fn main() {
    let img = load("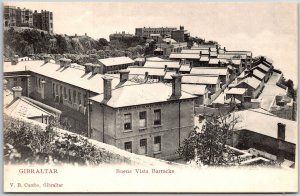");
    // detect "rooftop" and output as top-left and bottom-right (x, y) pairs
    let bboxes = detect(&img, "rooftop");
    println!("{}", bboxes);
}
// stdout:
(181, 84), (207, 95)
(144, 60), (181, 69)
(182, 75), (219, 85)
(226, 88), (247, 95)
(257, 63), (271, 72)
(232, 109), (297, 144)
(5, 97), (58, 118)
(4, 60), (128, 94)
(169, 53), (200, 59)
(218, 54), (247, 59)
(190, 67), (228, 76)
(237, 76), (261, 89)
(209, 58), (228, 64)
(98, 56), (134, 67)
(90, 82), (197, 108)
(253, 69), (265, 80)
(126, 66), (165, 76)
(164, 71), (177, 80)
(199, 56), (209, 62)
(179, 65), (191, 72)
